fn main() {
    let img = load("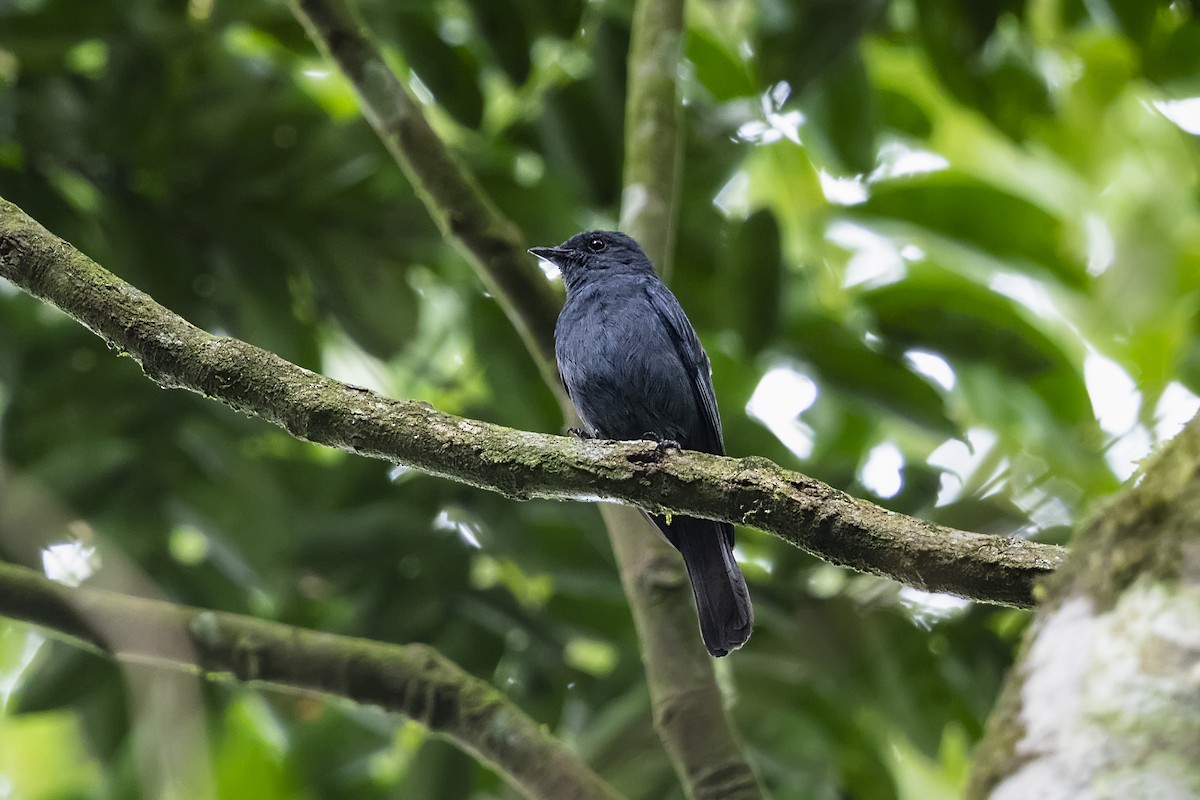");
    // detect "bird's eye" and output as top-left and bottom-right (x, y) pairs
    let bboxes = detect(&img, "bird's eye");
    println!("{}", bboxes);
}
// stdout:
(587, 237), (607, 253)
